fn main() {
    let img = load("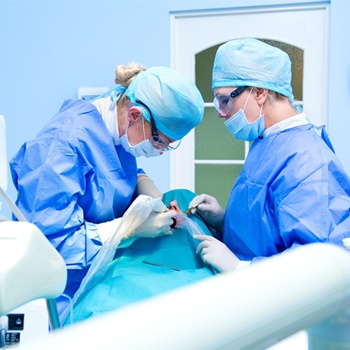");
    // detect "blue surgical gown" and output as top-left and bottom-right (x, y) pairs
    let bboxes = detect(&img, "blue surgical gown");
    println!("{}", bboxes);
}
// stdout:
(224, 124), (350, 261)
(10, 99), (142, 313)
